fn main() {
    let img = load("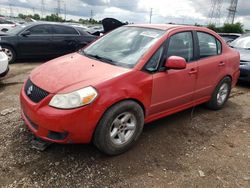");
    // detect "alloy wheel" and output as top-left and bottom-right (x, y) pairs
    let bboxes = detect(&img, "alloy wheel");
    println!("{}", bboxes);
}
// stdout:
(109, 112), (137, 145)
(217, 83), (229, 105)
